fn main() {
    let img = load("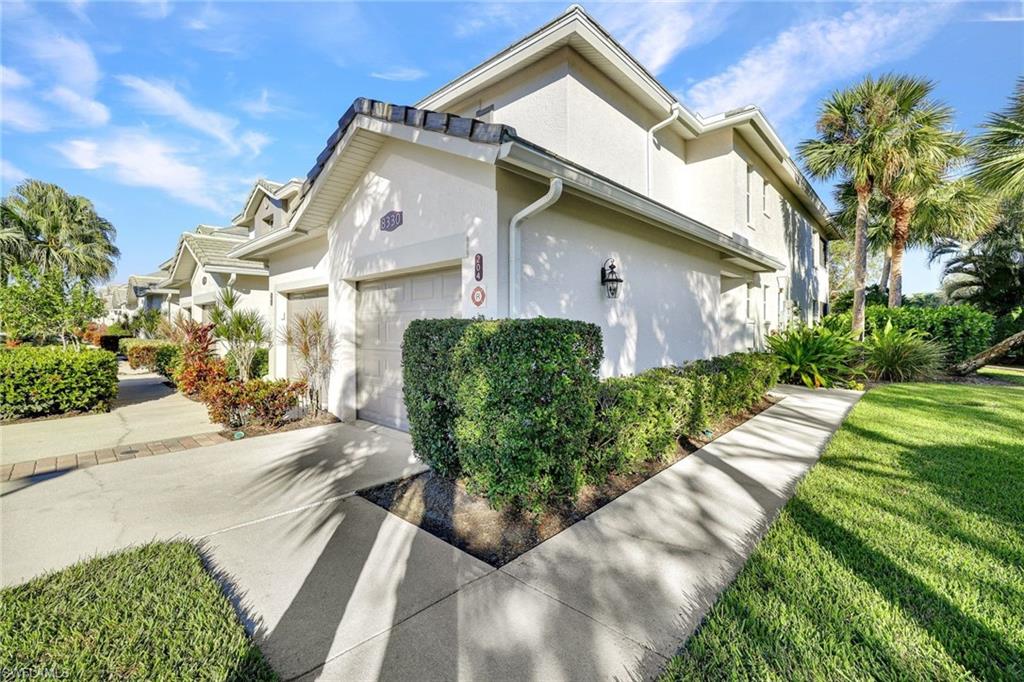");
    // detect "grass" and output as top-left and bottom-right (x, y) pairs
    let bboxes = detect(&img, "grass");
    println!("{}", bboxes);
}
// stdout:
(662, 382), (1024, 680)
(0, 541), (277, 681)
(979, 365), (1024, 386)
